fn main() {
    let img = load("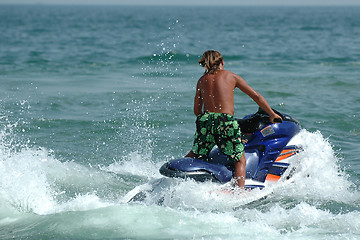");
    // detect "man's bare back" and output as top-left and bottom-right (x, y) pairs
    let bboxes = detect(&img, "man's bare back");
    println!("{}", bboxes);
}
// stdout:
(195, 69), (236, 115)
